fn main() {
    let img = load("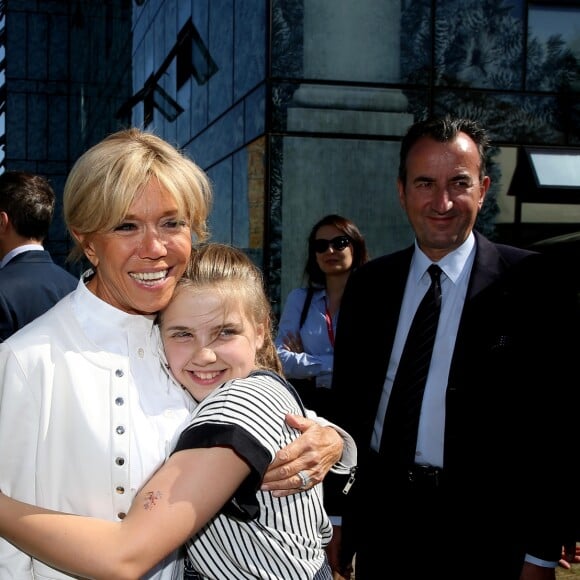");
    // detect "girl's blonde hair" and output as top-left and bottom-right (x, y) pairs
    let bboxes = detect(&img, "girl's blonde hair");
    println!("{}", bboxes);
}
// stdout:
(64, 128), (213, 262)
(169, 243), (283, 375)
